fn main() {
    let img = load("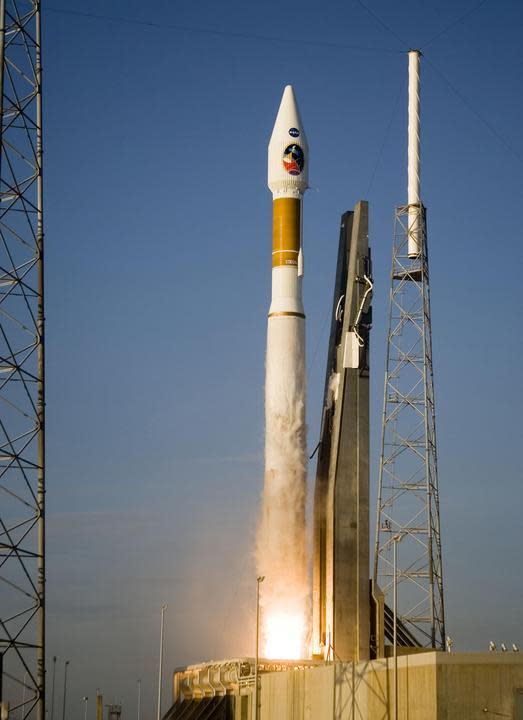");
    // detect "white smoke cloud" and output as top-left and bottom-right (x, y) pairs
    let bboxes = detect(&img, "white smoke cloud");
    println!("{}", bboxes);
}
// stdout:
(256, 318), (309, 658)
